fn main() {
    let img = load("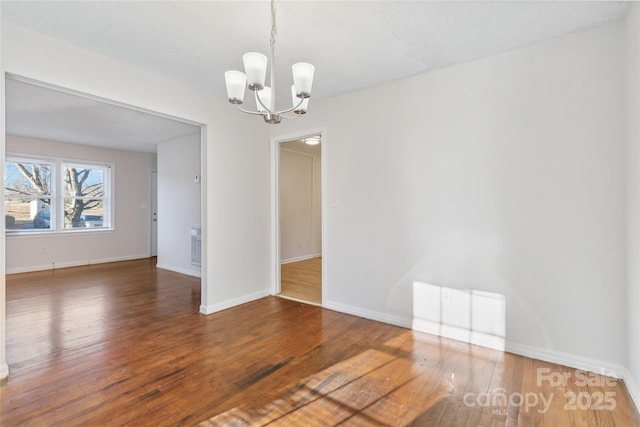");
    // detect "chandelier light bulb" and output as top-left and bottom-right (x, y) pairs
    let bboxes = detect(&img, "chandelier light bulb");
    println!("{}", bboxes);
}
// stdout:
(292, 62), (315, 98)
(256, 87), (272, 113)
(243, 52), (268, 90)
(224, 70), (247, 104)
